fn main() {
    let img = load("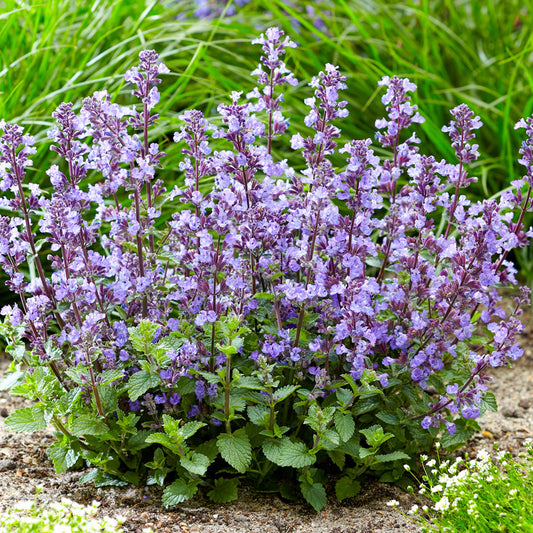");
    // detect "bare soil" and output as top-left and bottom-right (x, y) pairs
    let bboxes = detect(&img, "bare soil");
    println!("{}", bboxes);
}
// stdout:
(1, 324), (532, 533)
